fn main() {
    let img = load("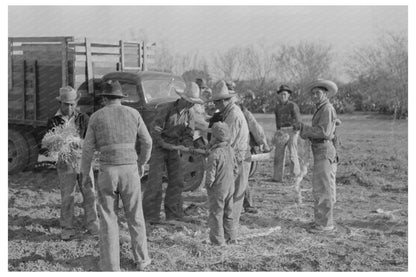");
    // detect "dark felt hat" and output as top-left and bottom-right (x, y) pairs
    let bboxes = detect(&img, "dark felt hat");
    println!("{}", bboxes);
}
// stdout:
(276, 84), (293, 94)
(100, 80), (127, 98)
